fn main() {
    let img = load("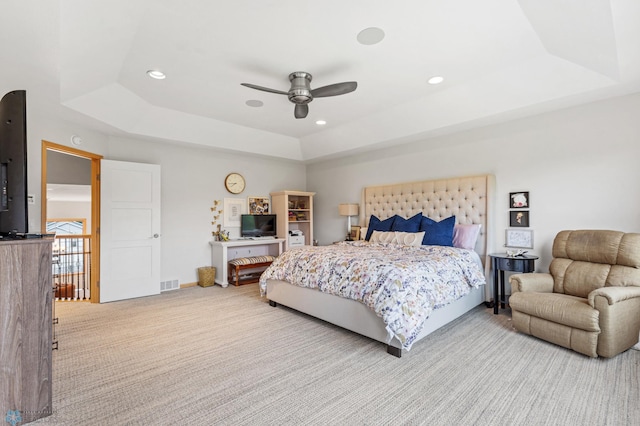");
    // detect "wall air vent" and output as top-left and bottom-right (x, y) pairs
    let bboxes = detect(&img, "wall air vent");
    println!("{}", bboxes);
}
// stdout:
(160, 279), (179, 292)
